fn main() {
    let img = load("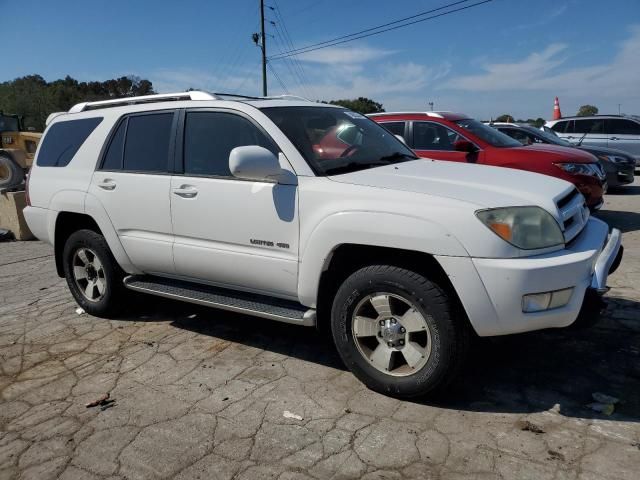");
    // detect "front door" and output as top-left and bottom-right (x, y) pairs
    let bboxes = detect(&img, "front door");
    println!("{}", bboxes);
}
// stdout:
(606, 118), (640, 158)
(170, 109), (299, 299)
(411, 121), (479, 163)
(89, 111), (177, 275)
